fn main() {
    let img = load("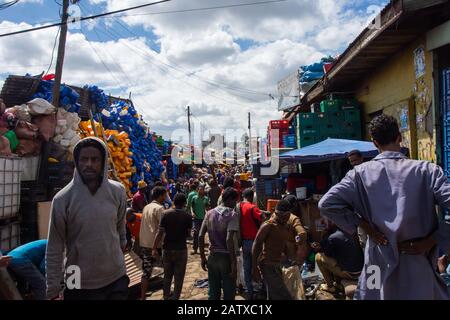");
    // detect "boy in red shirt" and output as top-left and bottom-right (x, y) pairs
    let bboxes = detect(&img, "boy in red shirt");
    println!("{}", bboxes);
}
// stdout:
(239, 188), (265, 299)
